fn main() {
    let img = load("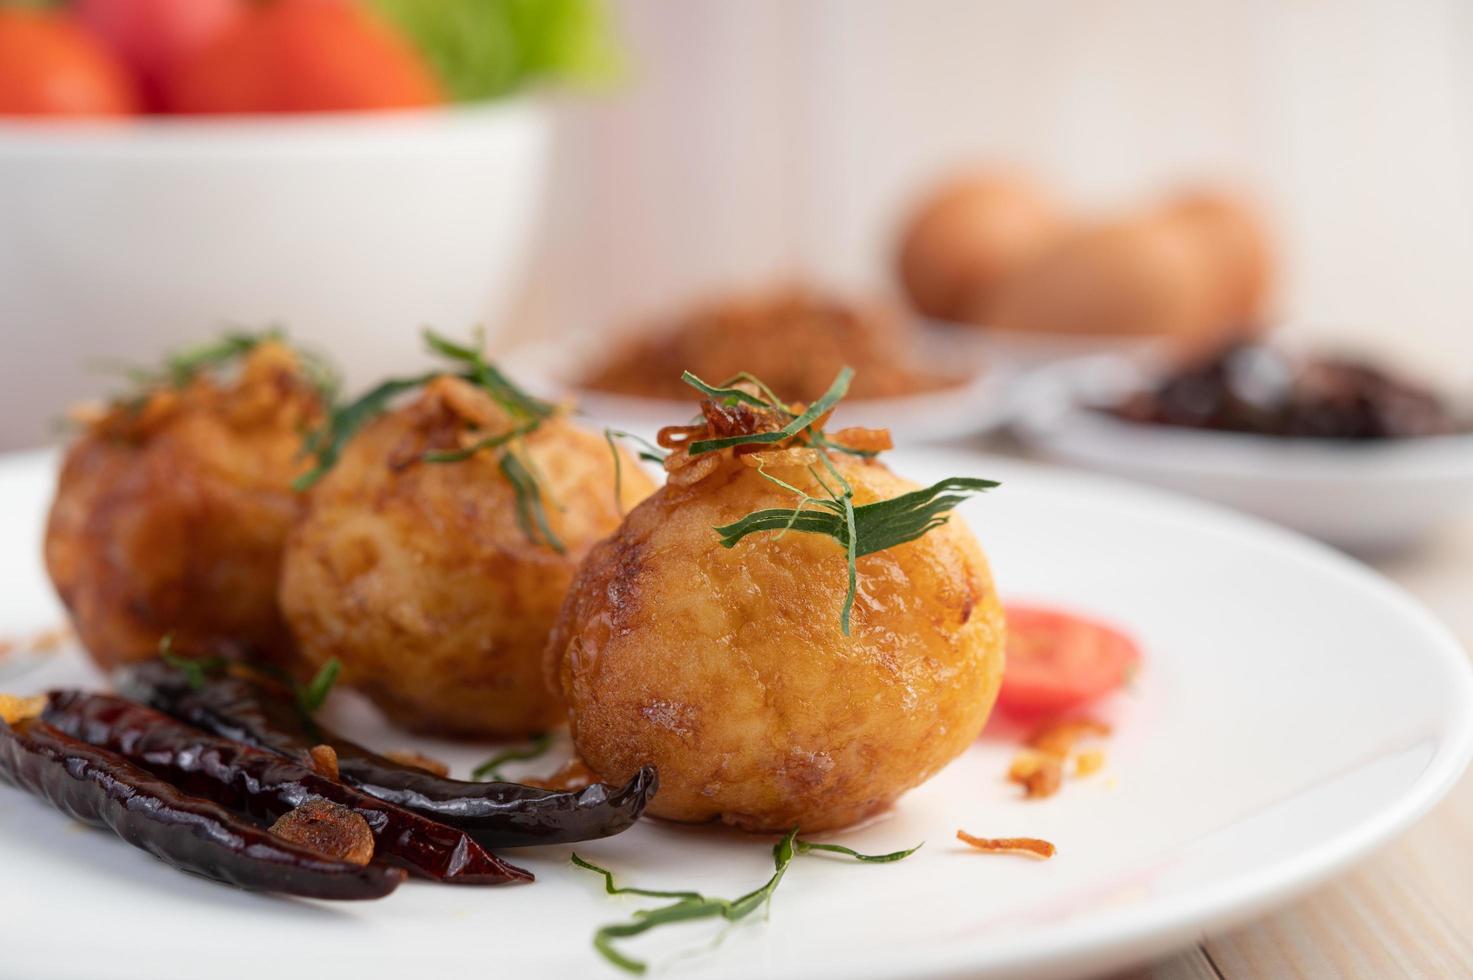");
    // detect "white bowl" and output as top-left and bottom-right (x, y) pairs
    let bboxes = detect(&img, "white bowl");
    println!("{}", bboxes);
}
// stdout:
(0, 102), (552, 450)
(1012, 356), (1473, 554)
(501, 328), (1018, 446)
